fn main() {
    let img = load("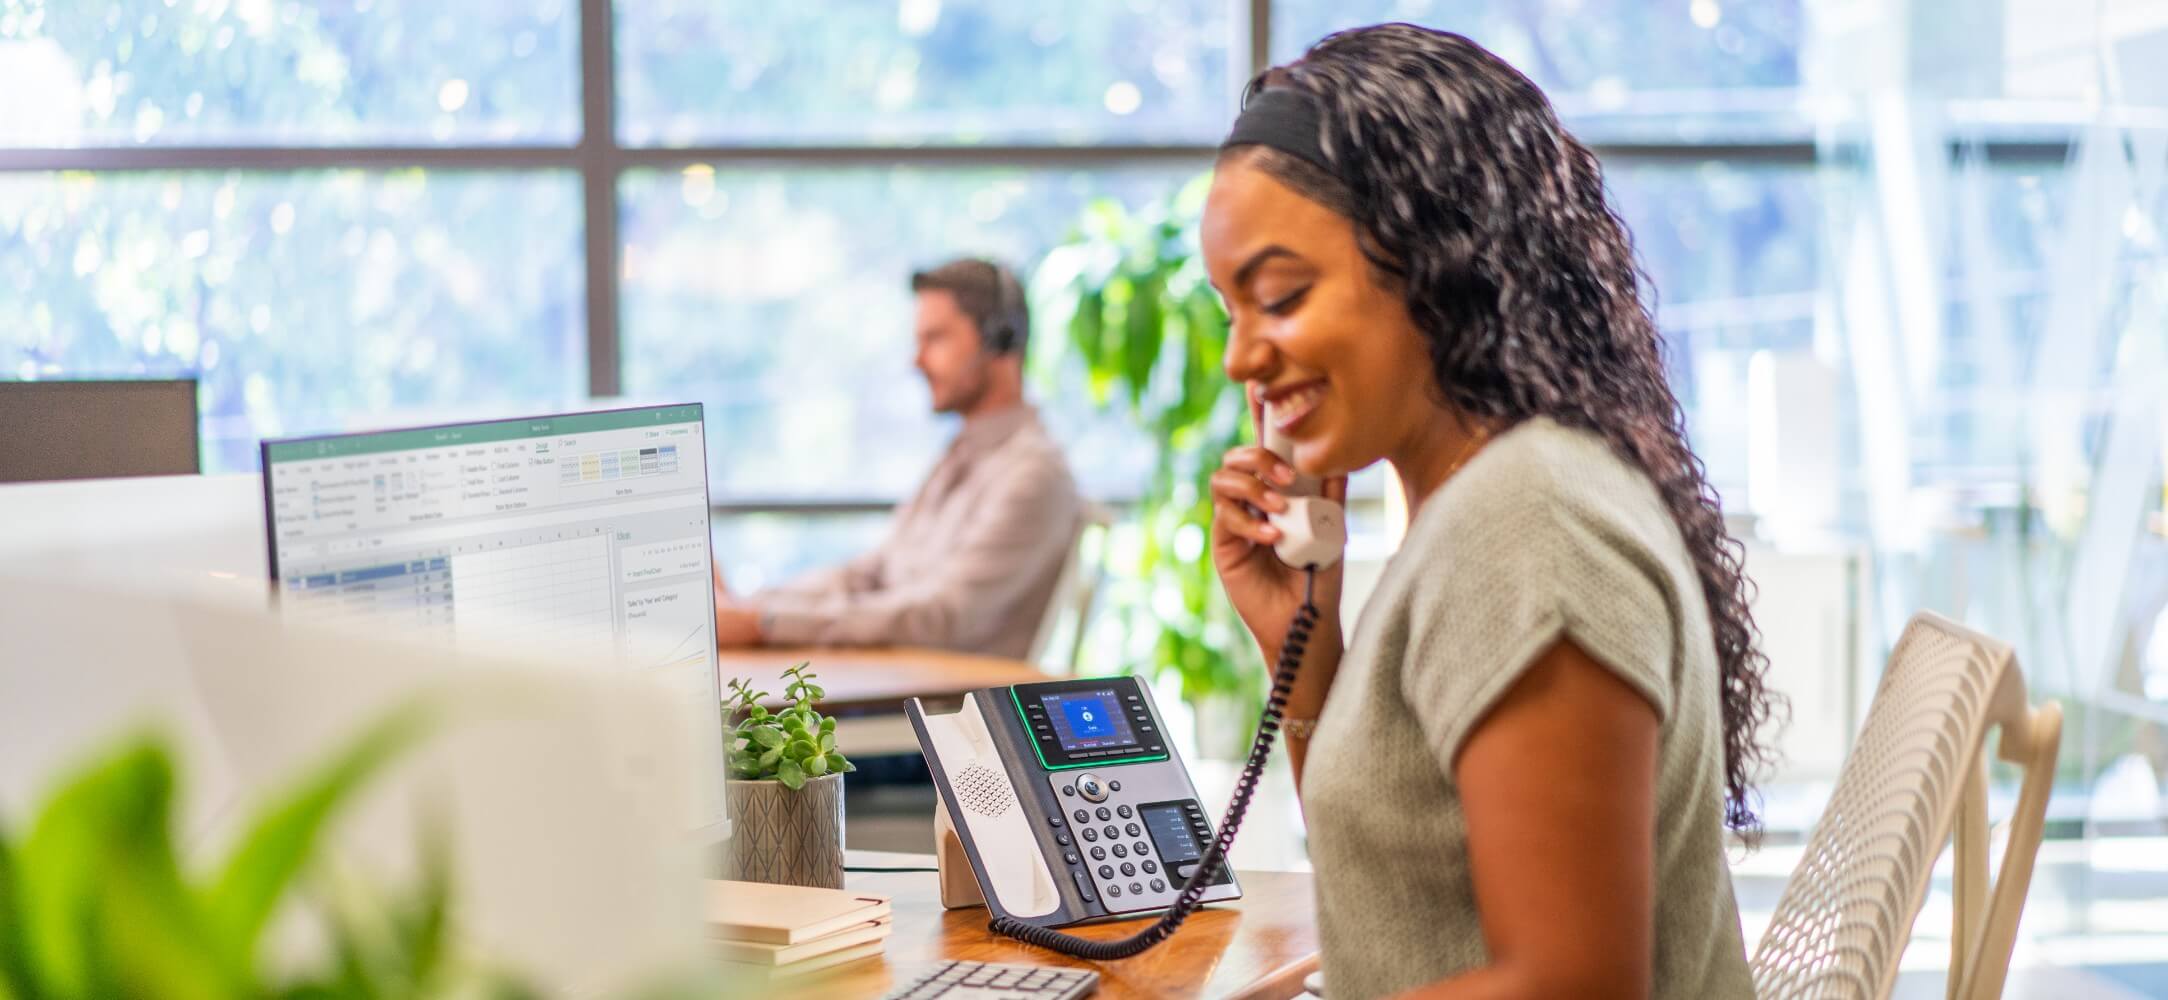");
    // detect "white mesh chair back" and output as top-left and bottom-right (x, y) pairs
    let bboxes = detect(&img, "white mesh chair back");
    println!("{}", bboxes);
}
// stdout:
(1025, 502), (1113, 674)
(1750, 612), (2061, 1000)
